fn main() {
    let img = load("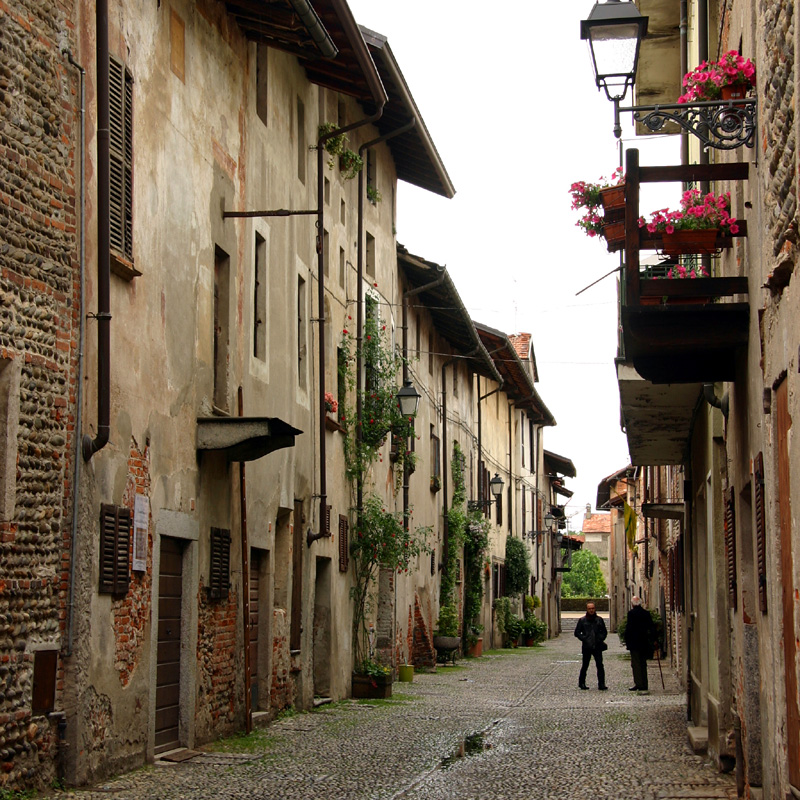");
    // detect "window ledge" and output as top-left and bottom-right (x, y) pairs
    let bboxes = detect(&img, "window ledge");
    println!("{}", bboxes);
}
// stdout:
(110, 252), (142, 281)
